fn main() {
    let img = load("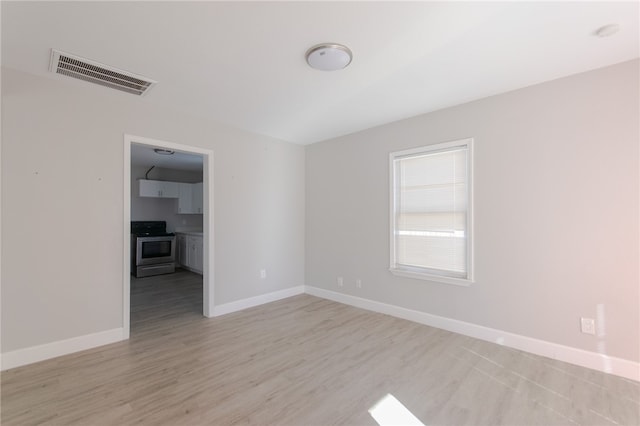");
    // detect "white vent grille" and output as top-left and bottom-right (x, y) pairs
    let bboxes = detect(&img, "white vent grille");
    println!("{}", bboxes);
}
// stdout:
(49, 49), (157, 96)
